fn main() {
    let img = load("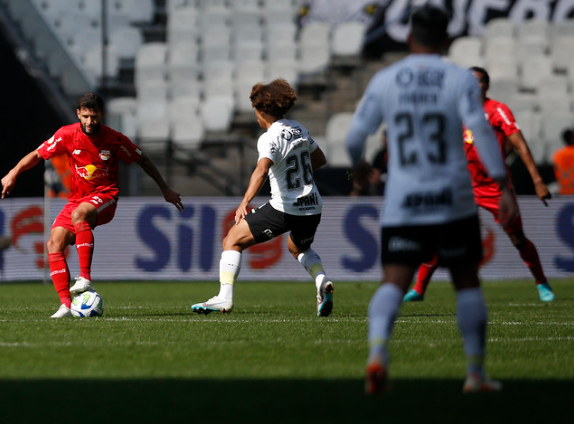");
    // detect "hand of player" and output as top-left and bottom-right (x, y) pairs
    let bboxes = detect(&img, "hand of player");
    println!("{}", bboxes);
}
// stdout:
(1, 173), (16, 199)
(235, 202), (249, 224)
(498, 187), (519, 229)
(534, 181), (551, 207)
(351, 161), (373, 194)
(162, 187), (184, 211)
